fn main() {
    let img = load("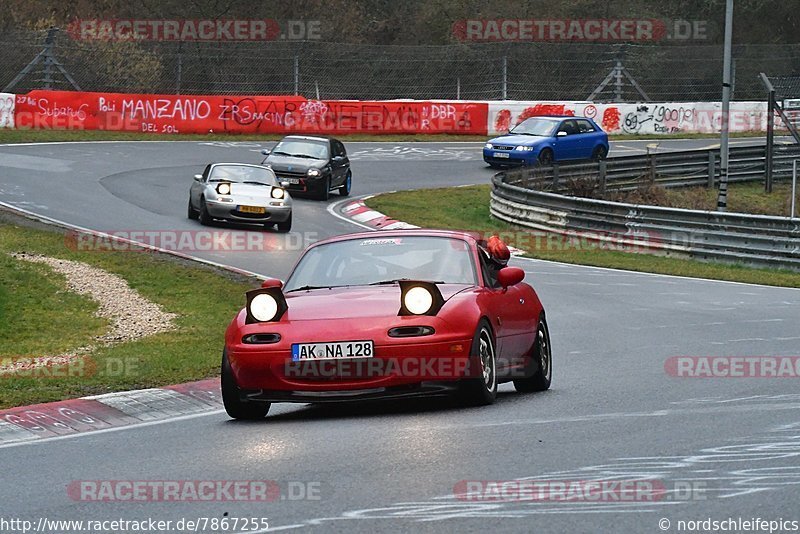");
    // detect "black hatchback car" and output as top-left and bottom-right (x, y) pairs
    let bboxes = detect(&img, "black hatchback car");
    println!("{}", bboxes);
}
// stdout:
(261, 135), (351, 201)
